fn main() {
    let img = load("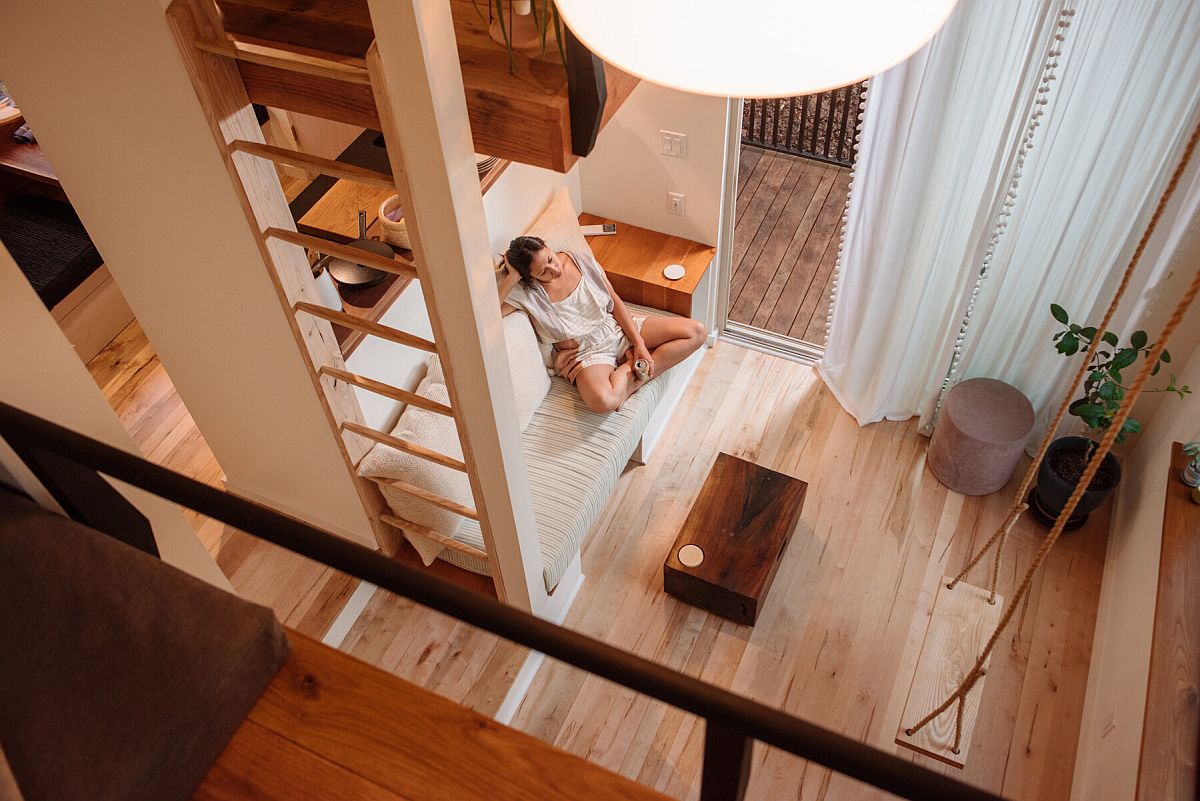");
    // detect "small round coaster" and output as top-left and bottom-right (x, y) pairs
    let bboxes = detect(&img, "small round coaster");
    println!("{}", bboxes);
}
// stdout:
(677, 543), (704, 568)
(663, 263), (686, 281)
